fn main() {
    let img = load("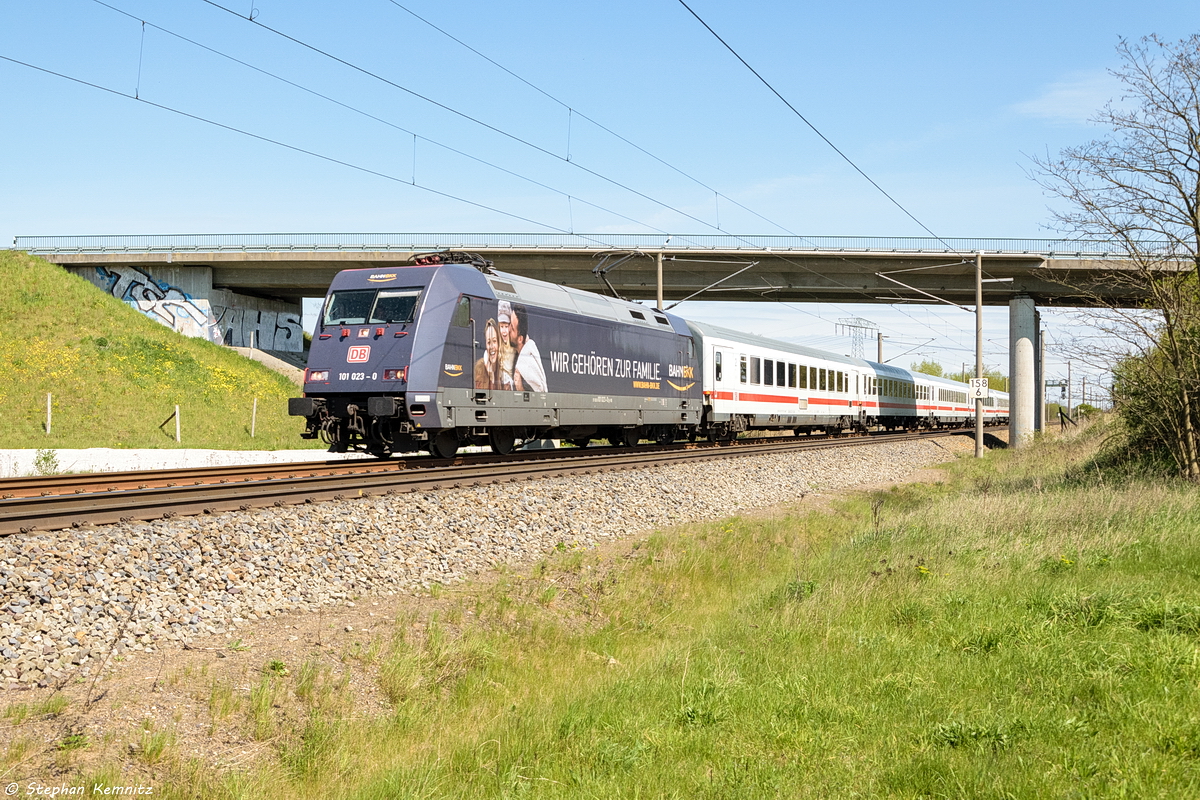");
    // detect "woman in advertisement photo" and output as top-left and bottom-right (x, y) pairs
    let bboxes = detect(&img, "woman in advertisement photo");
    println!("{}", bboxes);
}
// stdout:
(473, 317), (504, 390)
